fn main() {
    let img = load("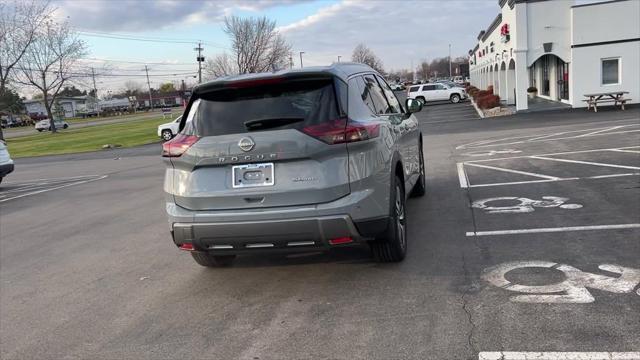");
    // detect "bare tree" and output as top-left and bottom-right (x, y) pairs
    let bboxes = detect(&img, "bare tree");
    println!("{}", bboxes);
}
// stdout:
(206, 16), (291, 77)
(351, 43), (385, 74)
(123, 80), (142, 96)
(204, 53), (238, 79)
(14, 20), (86, 132)
(416, 60), (429, 81)
(0, 0), (53, 97)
